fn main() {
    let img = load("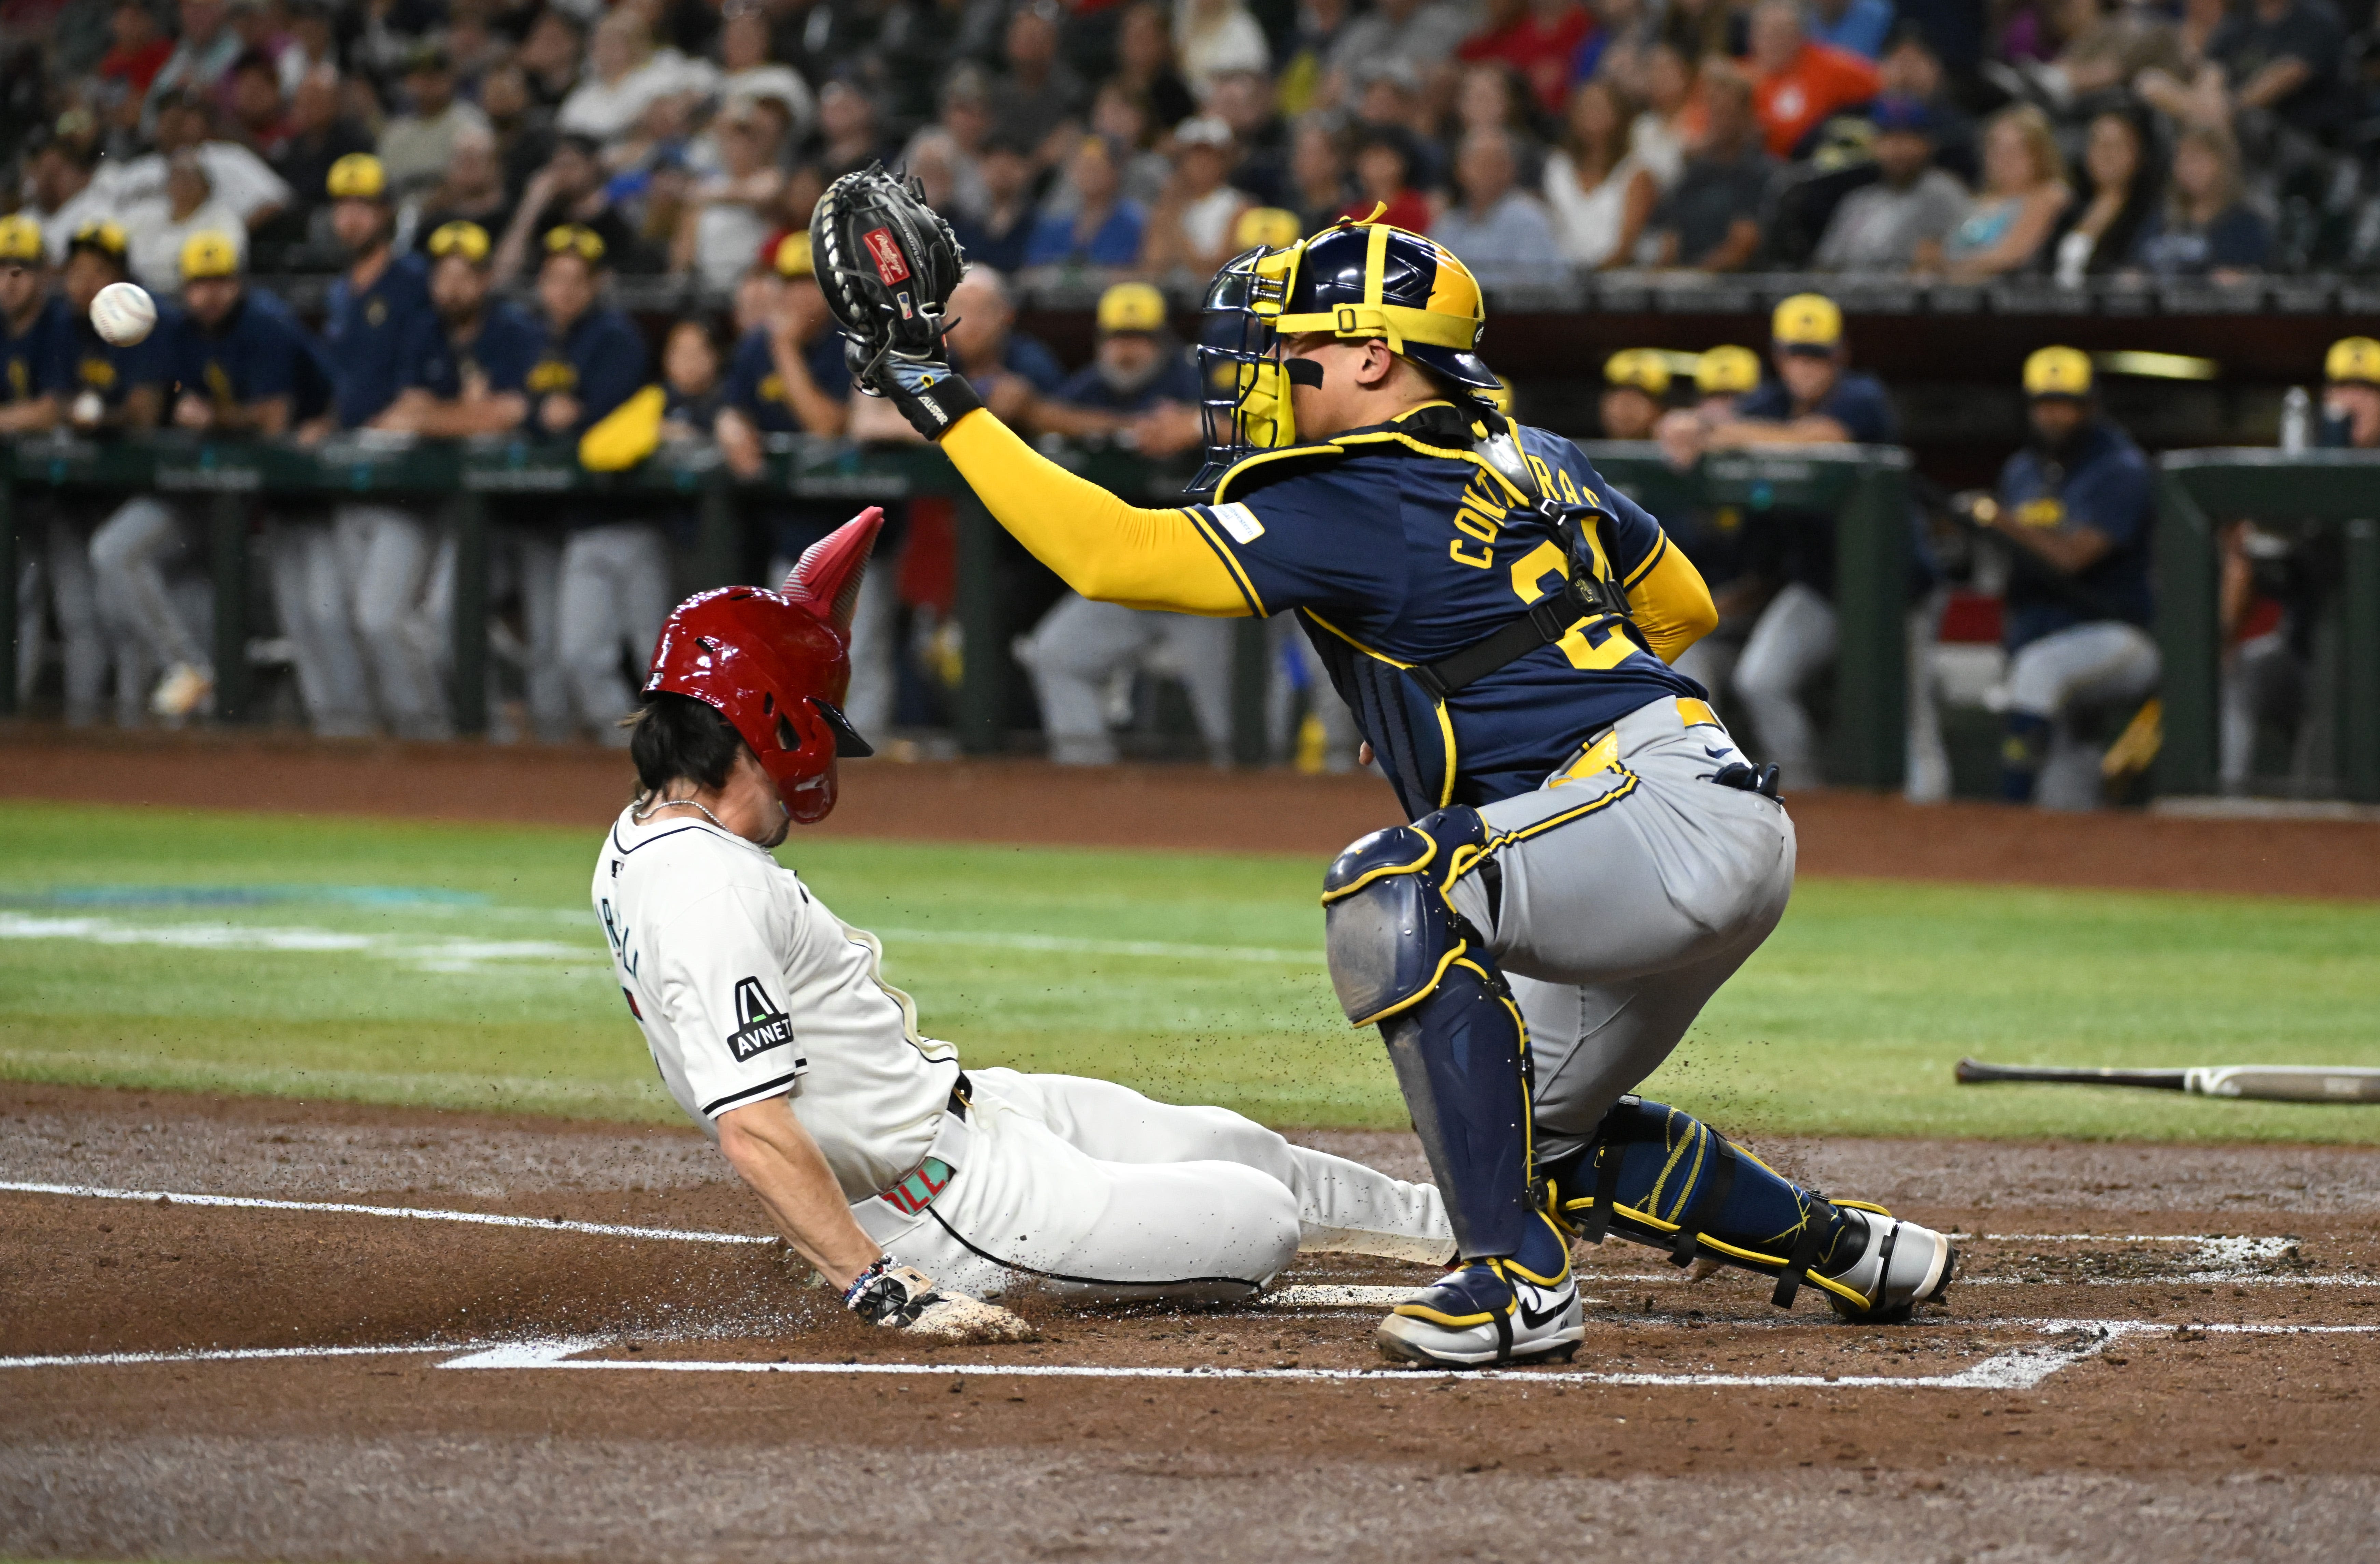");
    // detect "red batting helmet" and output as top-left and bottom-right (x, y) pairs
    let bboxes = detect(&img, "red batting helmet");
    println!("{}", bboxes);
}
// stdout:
(642, 507), (882, 825)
